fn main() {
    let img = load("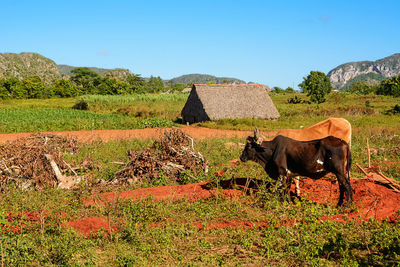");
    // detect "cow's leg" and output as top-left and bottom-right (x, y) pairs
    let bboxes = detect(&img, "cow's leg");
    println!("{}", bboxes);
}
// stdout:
(295, 176), (300, 196)
(280, 175), (292, 203)
(336, 174), (353, 206)
(337, 183), (345, 206)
